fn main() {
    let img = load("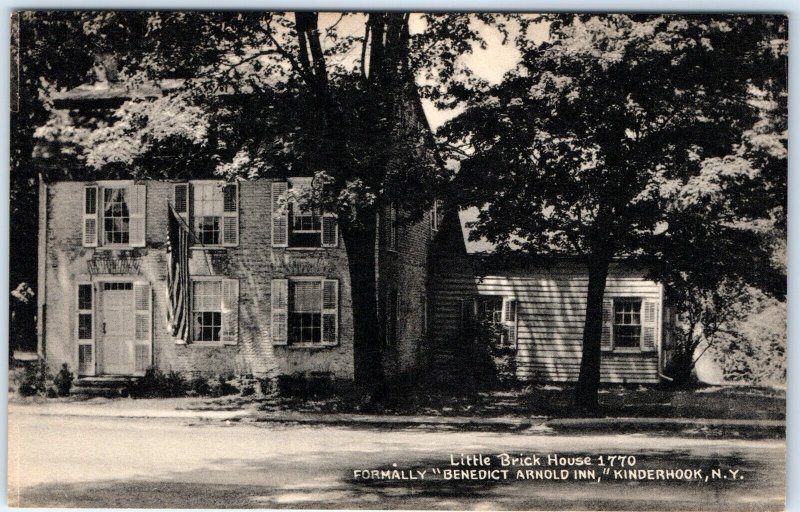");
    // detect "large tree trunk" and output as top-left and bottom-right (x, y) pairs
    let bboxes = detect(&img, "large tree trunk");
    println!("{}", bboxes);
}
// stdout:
(340, 220), (382, 386)
(575, 255), (611, 411)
